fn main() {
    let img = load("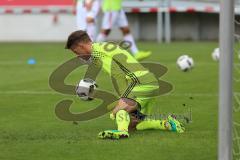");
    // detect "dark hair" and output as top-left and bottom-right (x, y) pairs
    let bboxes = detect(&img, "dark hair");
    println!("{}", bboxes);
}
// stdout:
(65, 30), (92, 49)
